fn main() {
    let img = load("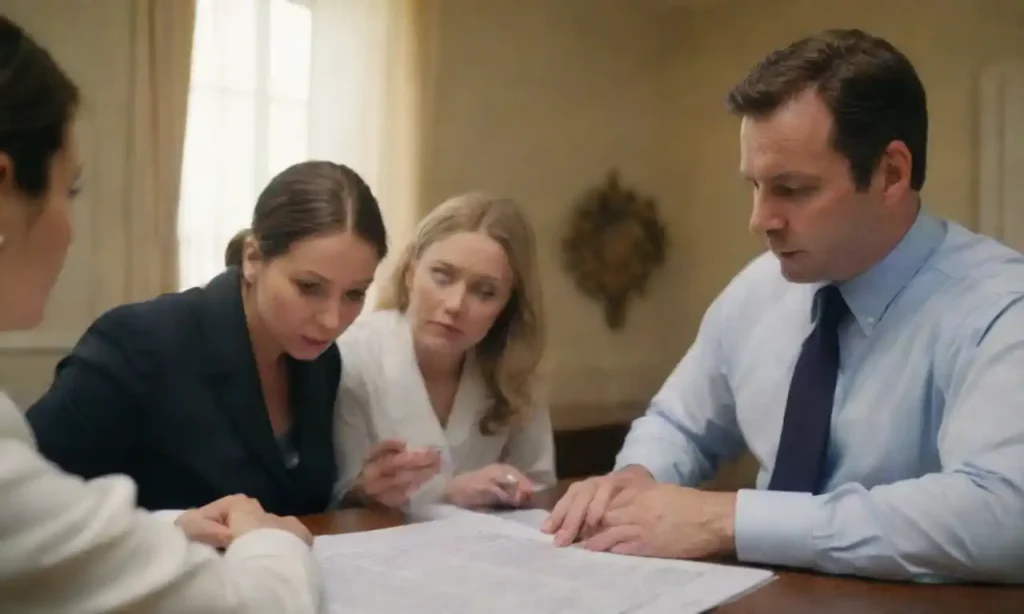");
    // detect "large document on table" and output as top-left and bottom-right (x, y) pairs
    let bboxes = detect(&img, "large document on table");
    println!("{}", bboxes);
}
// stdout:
(313, 510), (774, 613)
